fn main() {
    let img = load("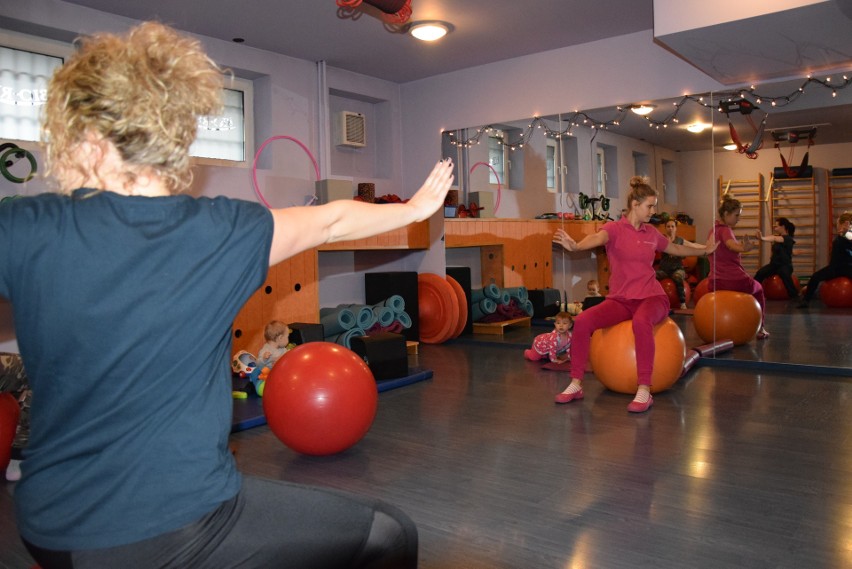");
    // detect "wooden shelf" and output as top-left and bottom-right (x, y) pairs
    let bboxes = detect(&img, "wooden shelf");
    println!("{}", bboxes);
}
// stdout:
(318, 220), (430, 251)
